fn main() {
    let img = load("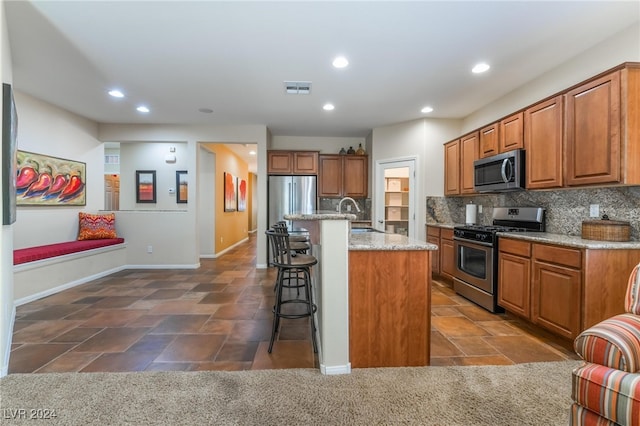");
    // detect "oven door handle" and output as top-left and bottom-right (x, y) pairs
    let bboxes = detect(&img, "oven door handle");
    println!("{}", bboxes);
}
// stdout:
(453, 237), (494, 248)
